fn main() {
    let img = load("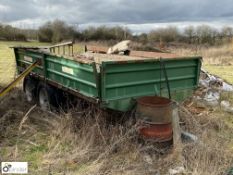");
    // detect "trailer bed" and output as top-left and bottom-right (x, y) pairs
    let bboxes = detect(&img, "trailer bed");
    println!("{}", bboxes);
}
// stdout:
(13, 46), (202, 112)
(80, 52), (196, 65)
